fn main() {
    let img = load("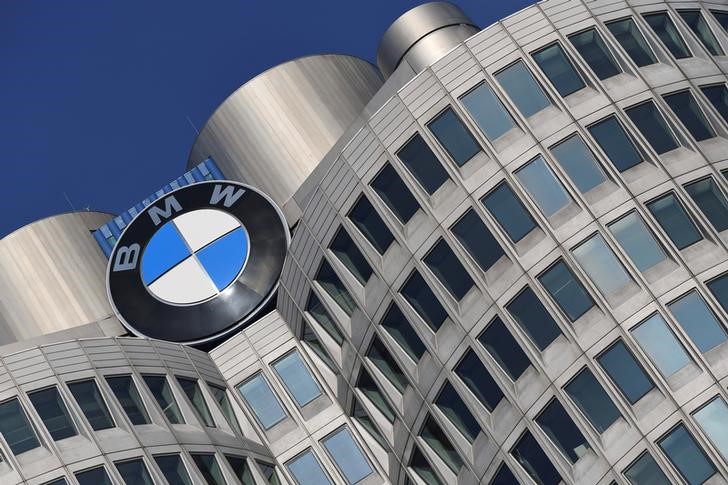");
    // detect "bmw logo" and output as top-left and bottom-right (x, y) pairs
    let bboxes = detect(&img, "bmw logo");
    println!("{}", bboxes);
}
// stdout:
(107, 181), (289, 345)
